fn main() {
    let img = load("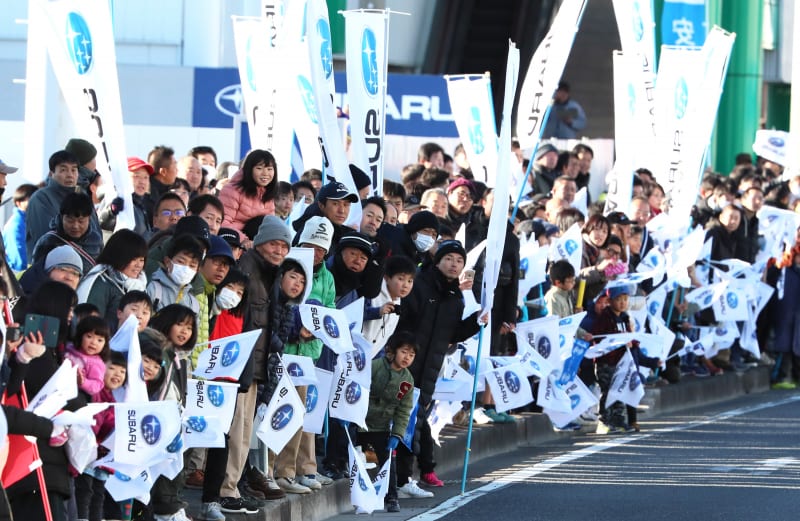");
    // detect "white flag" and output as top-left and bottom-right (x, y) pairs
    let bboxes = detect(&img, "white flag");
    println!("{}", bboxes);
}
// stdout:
(713, 322), (738, 350)
(328, 375), (370, 430)
(232, 17), (273, 151)
(182, 415), (225, 449)
(342, 9), (389, 194)
(37, 0), (134, 230)
(335, 342), (372, 388)
(184, 379), (239, 434)
(606, 350), (645, 407)
(110, 314), (149, 403)
(712, 288), (749, 322)
(584, 333), (634, 359)
(255, 370), (305, 454)
(485, 363), (534, 413)
(104, 466), (154, 504)
(516, 340), (556, 379)
(537, 373), (572, 413)
(113, 401), (182, 467)
(518, 240), (549, 305)
(347, 429), (381, 513)
(646, 285), (667, 319)
(628, 296), (648, 332)
(281, 354), (318, 386)
(685, 281), (729, 310)
(342, 298), (366, 334)
(26, 359), (78, 419)
(542, 377), (598, 428)
(299, 304), (355, 354)
(752, 129), (792, 167)
(427, 400), (464, 446)
(558, 312), (587, 353)
(549, 223), (583, 274)
(515, 315), (561, 369)
(446, 75), (499, 186)
(287, 41), (324, 171)
(646, 315), (676, 360)
(192, 330), (261, 381)
(303, 368), (334, 434)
